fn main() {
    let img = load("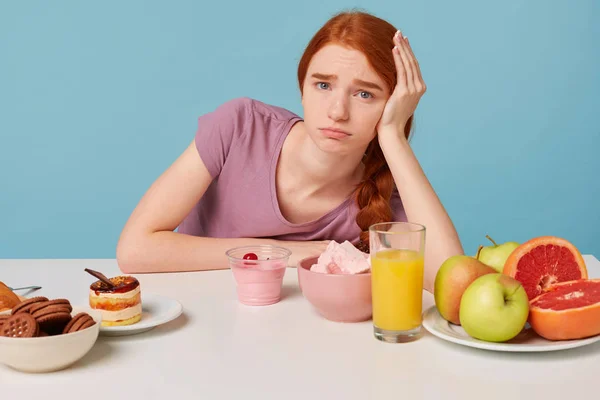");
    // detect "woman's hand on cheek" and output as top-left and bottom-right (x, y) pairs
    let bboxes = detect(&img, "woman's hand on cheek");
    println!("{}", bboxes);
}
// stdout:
(376, 30), (427, 141)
